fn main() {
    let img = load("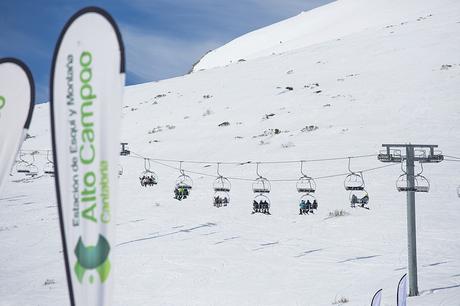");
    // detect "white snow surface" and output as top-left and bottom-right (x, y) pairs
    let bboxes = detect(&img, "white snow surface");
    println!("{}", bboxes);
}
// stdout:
(194, 0), (460, 72)
(2, 0), (460, 305)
